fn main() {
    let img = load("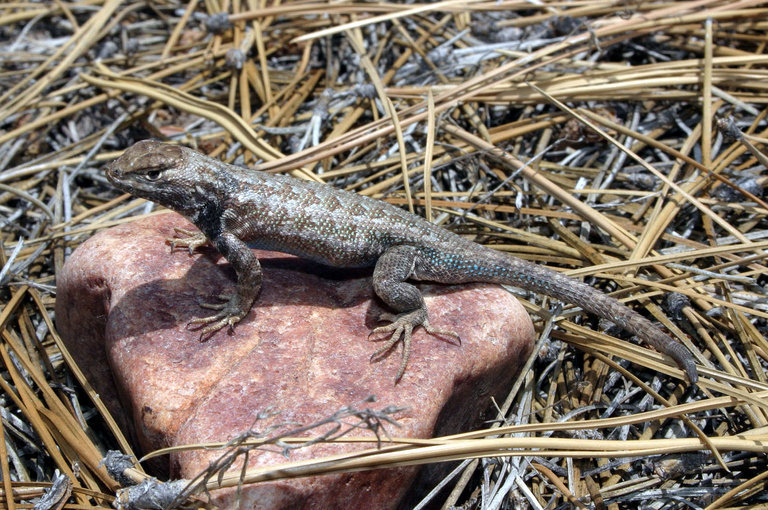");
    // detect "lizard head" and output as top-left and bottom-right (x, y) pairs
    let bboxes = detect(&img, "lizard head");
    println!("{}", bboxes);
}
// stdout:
(107, 140), (199, 214)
